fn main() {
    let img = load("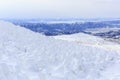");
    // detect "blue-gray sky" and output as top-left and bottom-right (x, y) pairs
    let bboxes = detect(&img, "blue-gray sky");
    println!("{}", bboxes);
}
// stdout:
(0, 0), (120, 19)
